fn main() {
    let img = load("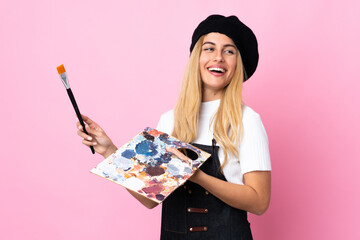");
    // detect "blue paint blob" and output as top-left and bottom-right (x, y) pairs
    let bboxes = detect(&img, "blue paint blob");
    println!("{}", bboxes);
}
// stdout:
(135, 140), (158, 156)
(113, 156), (133, 171)
(161, 152), (172, 163)
(121, 149), (136, 159)
(153, 157), (162, 164)
(167, 164), (180, 176)
(184, 167), (192, 174)
(159, 133), (169, 142)
(154, 152), (172, 165)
